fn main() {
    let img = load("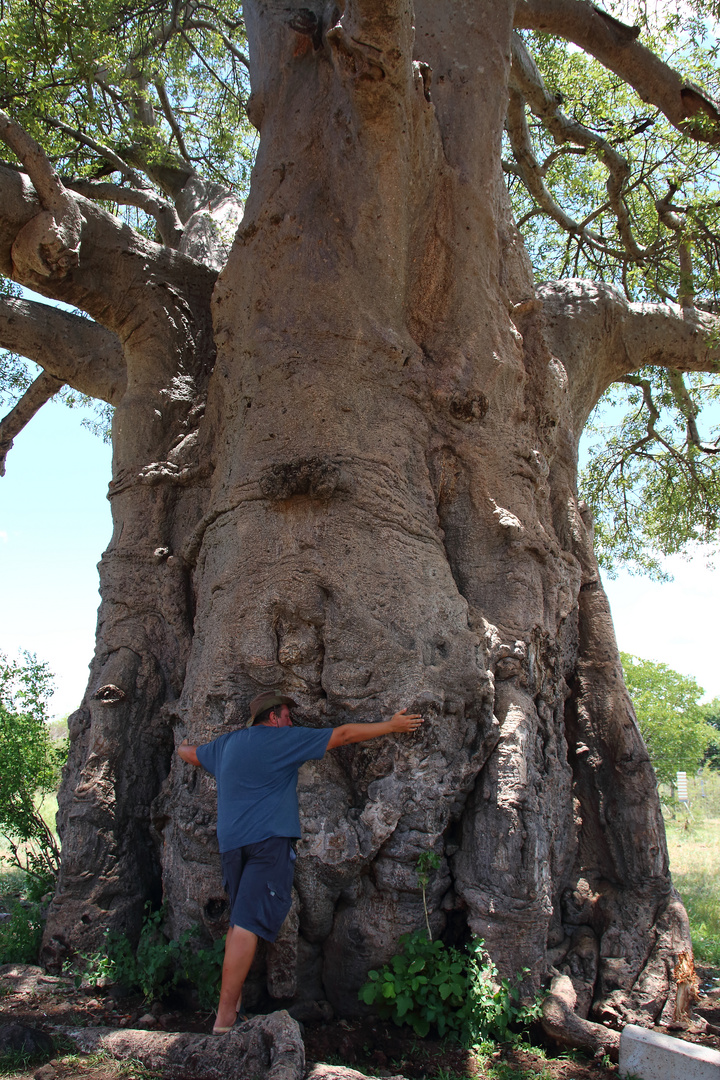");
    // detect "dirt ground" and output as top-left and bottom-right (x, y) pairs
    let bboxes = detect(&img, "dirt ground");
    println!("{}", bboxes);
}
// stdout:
(0, 964), (719, 1080)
